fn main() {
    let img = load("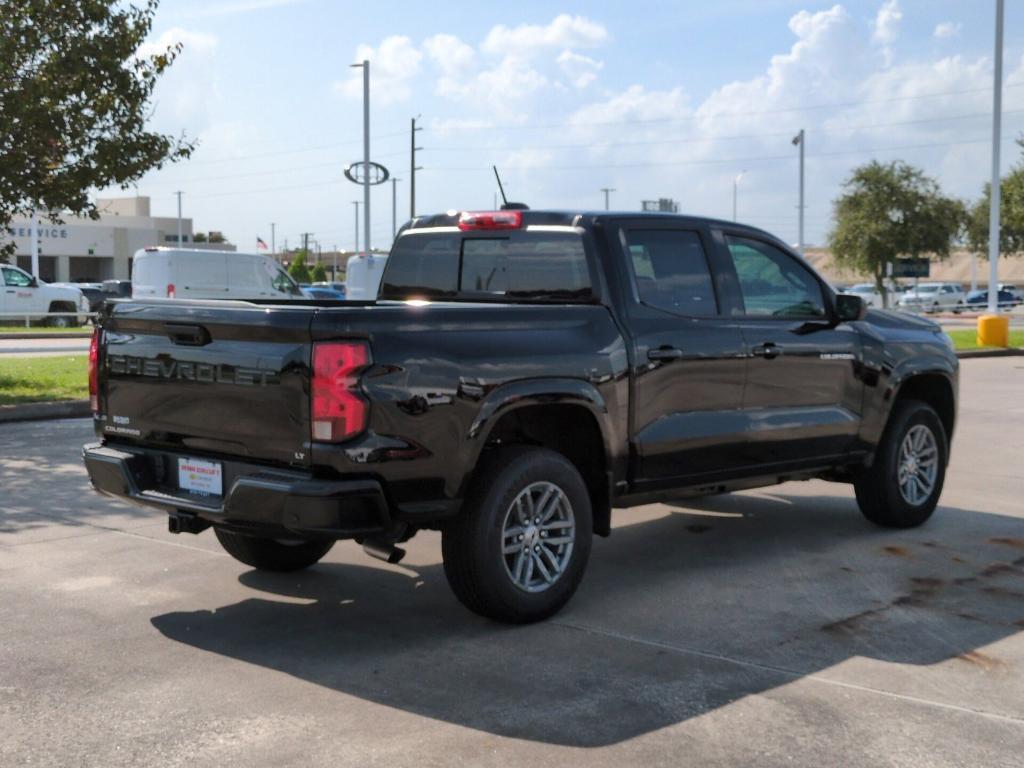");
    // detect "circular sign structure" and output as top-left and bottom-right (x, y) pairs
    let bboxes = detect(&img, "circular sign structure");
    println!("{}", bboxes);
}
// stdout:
(345, 161), (390, 185)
